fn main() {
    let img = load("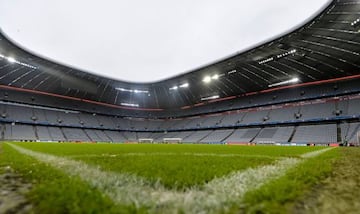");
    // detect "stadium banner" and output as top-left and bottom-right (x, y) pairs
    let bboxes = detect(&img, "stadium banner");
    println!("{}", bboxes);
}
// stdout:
(207, 142), (225, 145)
(226, 142), (254, 146)
(256, 141), (276, 145)
(124, 141), (138, 144)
